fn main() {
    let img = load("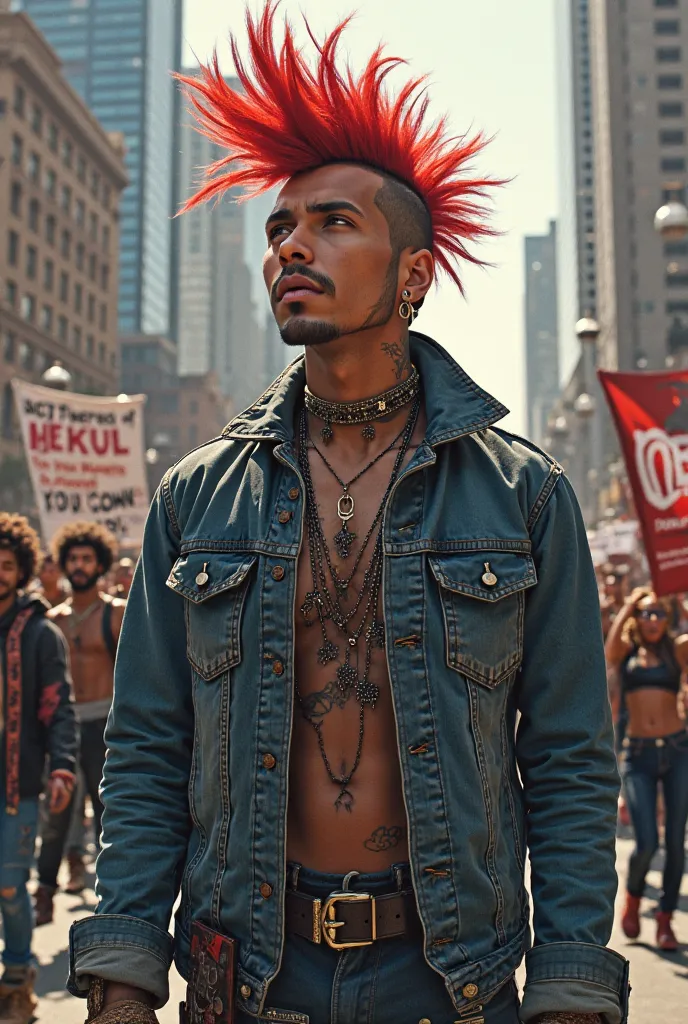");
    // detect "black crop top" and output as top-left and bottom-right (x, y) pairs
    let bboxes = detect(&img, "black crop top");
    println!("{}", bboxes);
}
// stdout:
(621, 650), (681, 695)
